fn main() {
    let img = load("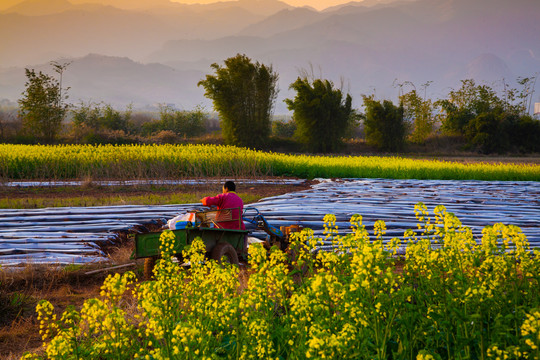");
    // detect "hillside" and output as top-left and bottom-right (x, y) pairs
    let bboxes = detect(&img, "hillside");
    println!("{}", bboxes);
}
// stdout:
(0, 54), (207, 109)
(0, 0), (539, 113)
